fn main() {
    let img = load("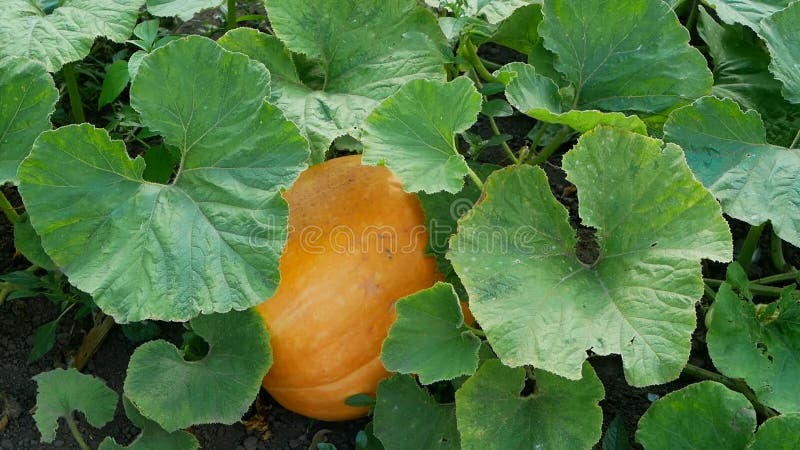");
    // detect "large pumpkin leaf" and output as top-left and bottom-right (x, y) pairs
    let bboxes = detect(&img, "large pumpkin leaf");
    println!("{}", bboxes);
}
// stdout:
(697, 8), (800, 147)
(706, 283), (800, 413)
(146, 0), (223, 20)
(664, 96), (800, 247)
(748, 414), (800, 450)
(18, 37), (309, 323)
(124, 309), (272, 432)
(361, 77), (479, 194)
(702, 0), (792, 31)
(373, 375), (460, 450)
(0, 57), (58, 185)
(759, 2), (800, 104)
(381, 282), (481, 384)
(455, 360), (604, 450)
(0, 0), (144, 72)
(424, 0), (534, 23)
(539, 0), (711, 114)
(99, 397), (198, 450)
(635, 381), (757, 450)
(33, 368), (118, 443)
(222, 1), (446, 162)
(448, 127), (732, 386)
(489, 5), (562, 85)
(497, 62), (647, 134)
(14, 213), (56, 270)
